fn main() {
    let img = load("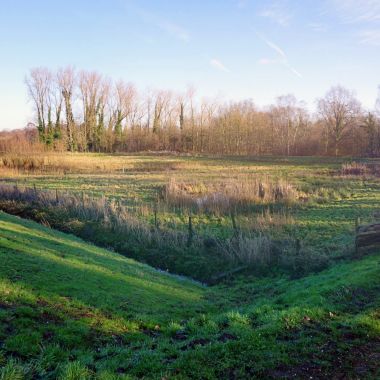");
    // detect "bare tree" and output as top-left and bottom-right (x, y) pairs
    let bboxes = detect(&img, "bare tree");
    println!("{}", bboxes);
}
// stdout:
(273, 95), (309, 156)
(57, 66), (76, 151)
(78, 71), (110, 151)
(113, 80), (137, 137)
(152, 90), (172, 135)
(376, 86), (380, 115)
(317, 86), (361, 156)
(25, 68), (52, 140)
(23, 67), (378, 157)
